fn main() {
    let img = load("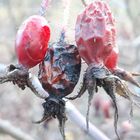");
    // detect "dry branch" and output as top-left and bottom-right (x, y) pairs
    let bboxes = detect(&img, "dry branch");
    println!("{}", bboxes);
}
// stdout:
(0, 63), (111, 140)
(66, 101), (110, 140)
